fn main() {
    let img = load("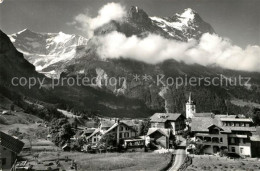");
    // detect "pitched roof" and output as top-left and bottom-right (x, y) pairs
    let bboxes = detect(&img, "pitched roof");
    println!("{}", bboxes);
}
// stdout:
(193, 113), (213, 117)
(121, 120), (137, 127)
(84, 128), (96, 134)
(150, 113), (184, 123)
(85, 129), (101, 140)
(104, 122), (137, 135)
(191, 115), (255, 133)
(191, 117), (221, 132)
(100, 120), (115, 128)
(0, 131), (24, 154)
(85, 121), (98, 128)
(220, 118), (253, 122)
(147, 128), (171, 137)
